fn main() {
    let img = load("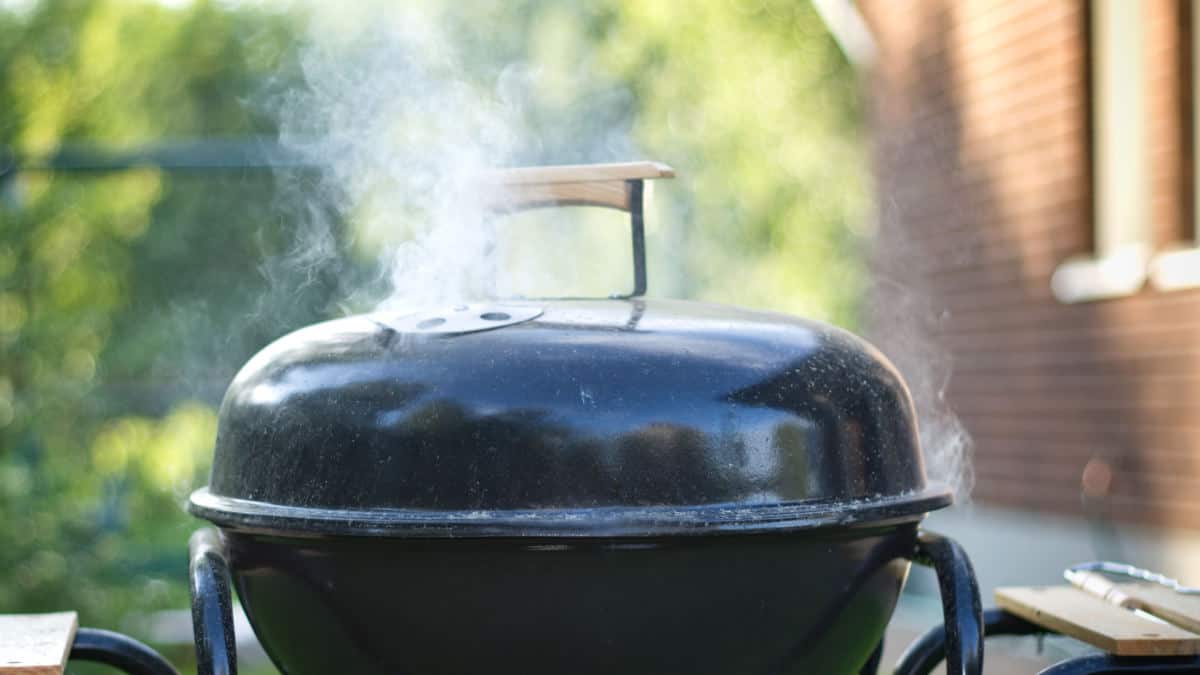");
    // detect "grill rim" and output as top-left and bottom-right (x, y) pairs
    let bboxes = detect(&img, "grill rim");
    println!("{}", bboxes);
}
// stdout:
(188, 484), (952, 538)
